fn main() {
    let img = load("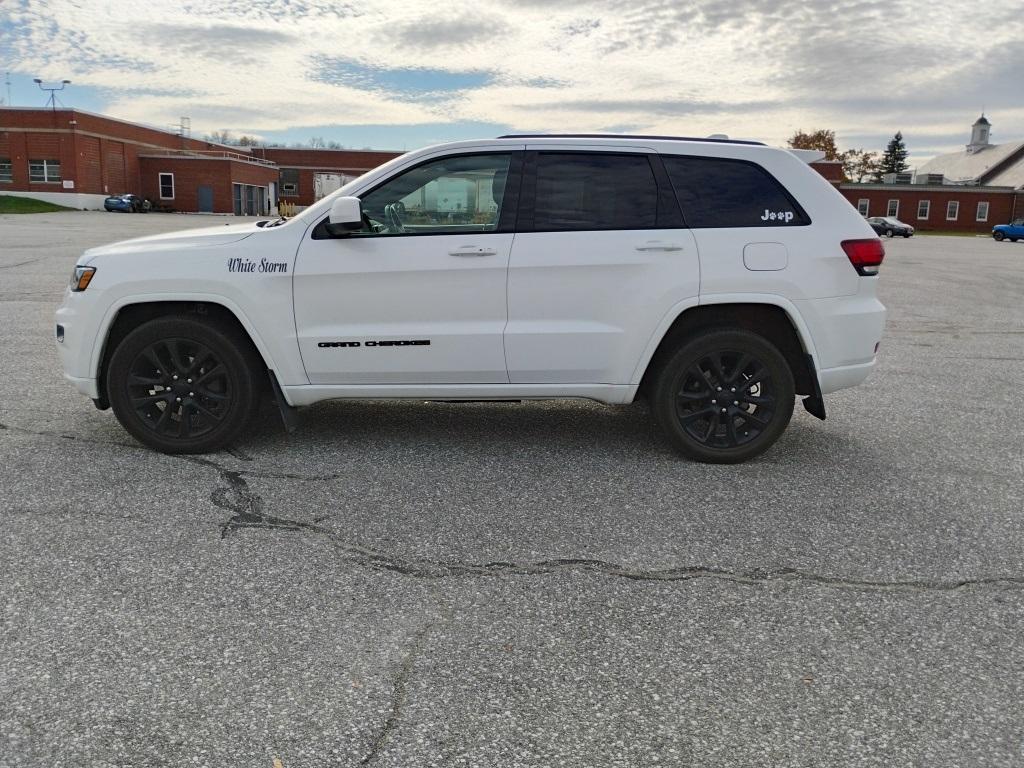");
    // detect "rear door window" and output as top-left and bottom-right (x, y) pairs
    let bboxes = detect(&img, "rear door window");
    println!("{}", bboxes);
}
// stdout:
(530, 153), (661, 231)
(662, 156), (809, 228)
